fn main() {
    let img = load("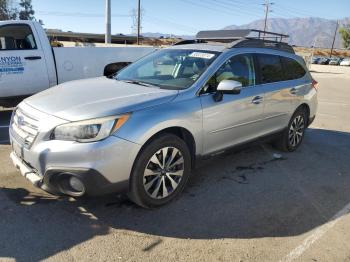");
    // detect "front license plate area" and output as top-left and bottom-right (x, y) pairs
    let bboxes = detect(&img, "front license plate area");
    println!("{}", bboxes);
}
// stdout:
(12, 140), (24, 160)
